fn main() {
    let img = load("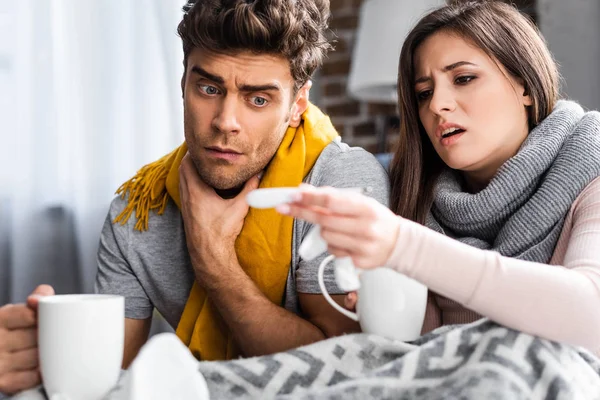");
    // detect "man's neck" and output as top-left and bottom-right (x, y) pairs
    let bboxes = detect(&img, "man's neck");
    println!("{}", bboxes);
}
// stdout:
(214, 185), (245, 199)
